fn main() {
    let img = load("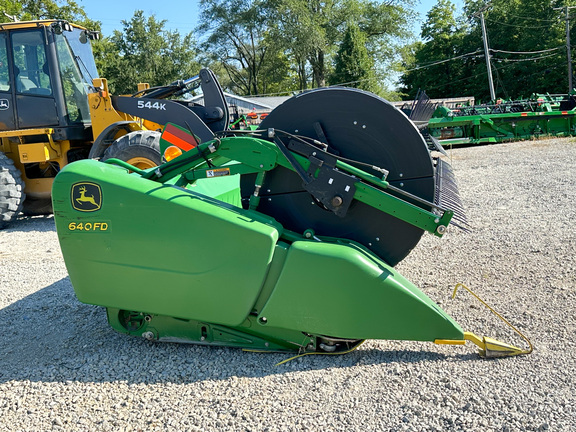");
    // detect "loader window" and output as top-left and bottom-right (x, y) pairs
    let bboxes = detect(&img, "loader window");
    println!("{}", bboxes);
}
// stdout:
(54, 32), (91, 124)
(63, 28), (98, 85)
(11, 31), (52, 95)
(0, 33), (9, 91)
